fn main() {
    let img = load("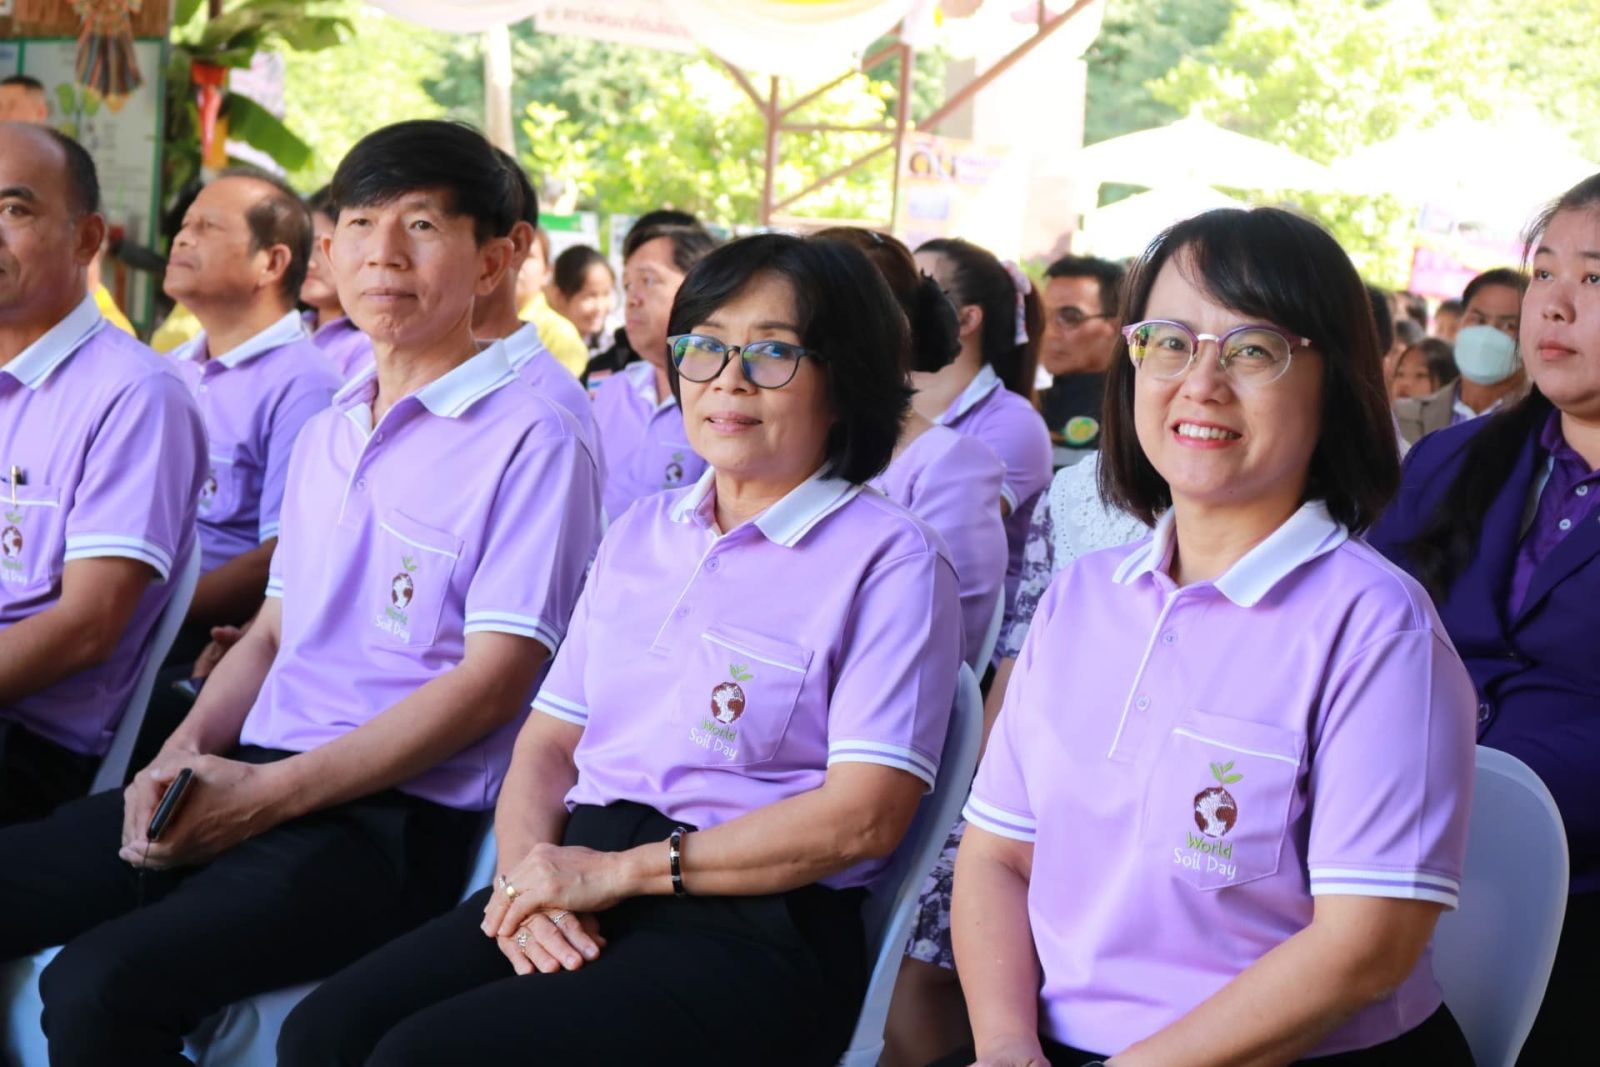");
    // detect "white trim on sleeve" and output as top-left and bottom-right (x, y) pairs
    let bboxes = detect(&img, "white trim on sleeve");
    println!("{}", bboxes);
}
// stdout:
(827, 749), (937, 791)
(258, 521), (280, 542)
(999, 481), (1019, 512)
(464, 611), (562, 651)
(963, 794), (1038, 842)
(264, 576), (285, 598)
(532, 691), (589, 726)
(64, 534), (174, 580)
(1308, 866), (1461, 909)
